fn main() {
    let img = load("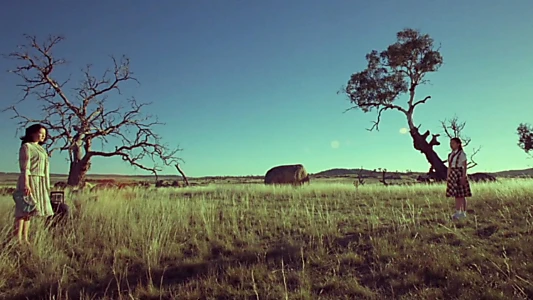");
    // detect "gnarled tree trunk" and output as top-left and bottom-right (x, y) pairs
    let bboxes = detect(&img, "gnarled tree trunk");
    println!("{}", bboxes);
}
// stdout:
(67, 160), (91, 187)
(66, 143), (91, 187)
(409, 128), (447, 181)
(406, 110), (447, 181)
